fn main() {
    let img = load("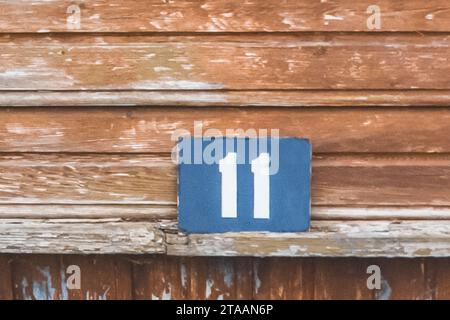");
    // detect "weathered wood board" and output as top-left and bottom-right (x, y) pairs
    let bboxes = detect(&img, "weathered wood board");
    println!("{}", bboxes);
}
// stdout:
(1, 108), (450, 153)
(167, 220), (450, 257)
(0, 219), (449, 257)
(1, 154), (450, 208)
(1, 35), (450, 90)
(1, 0), (450, 32)
(0, 219), (165, 254)
(6, 254), (450, 300)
